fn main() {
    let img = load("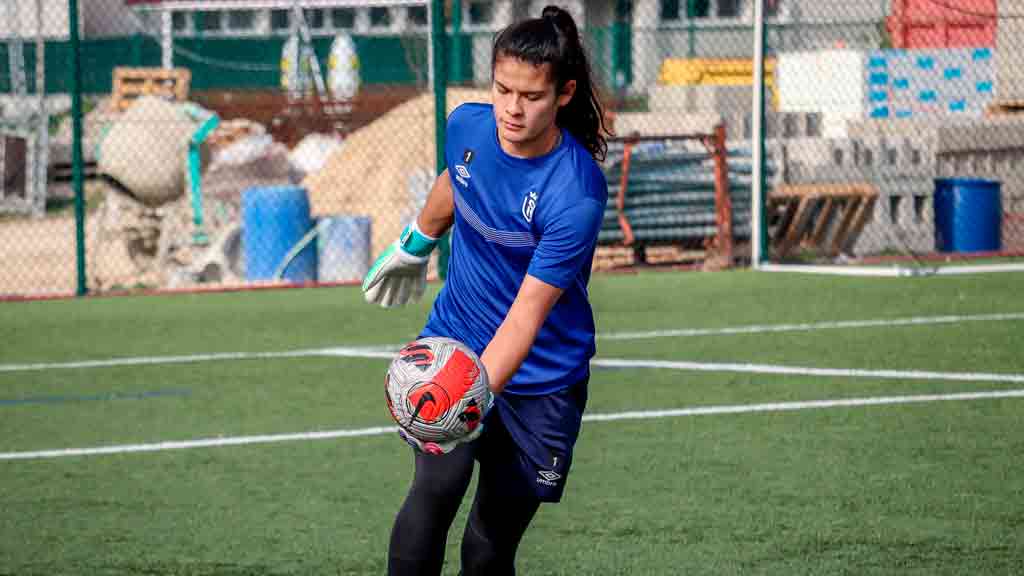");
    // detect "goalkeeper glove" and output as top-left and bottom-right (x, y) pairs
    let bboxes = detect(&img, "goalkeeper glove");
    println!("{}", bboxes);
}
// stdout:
(362, 222), (438, 308)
